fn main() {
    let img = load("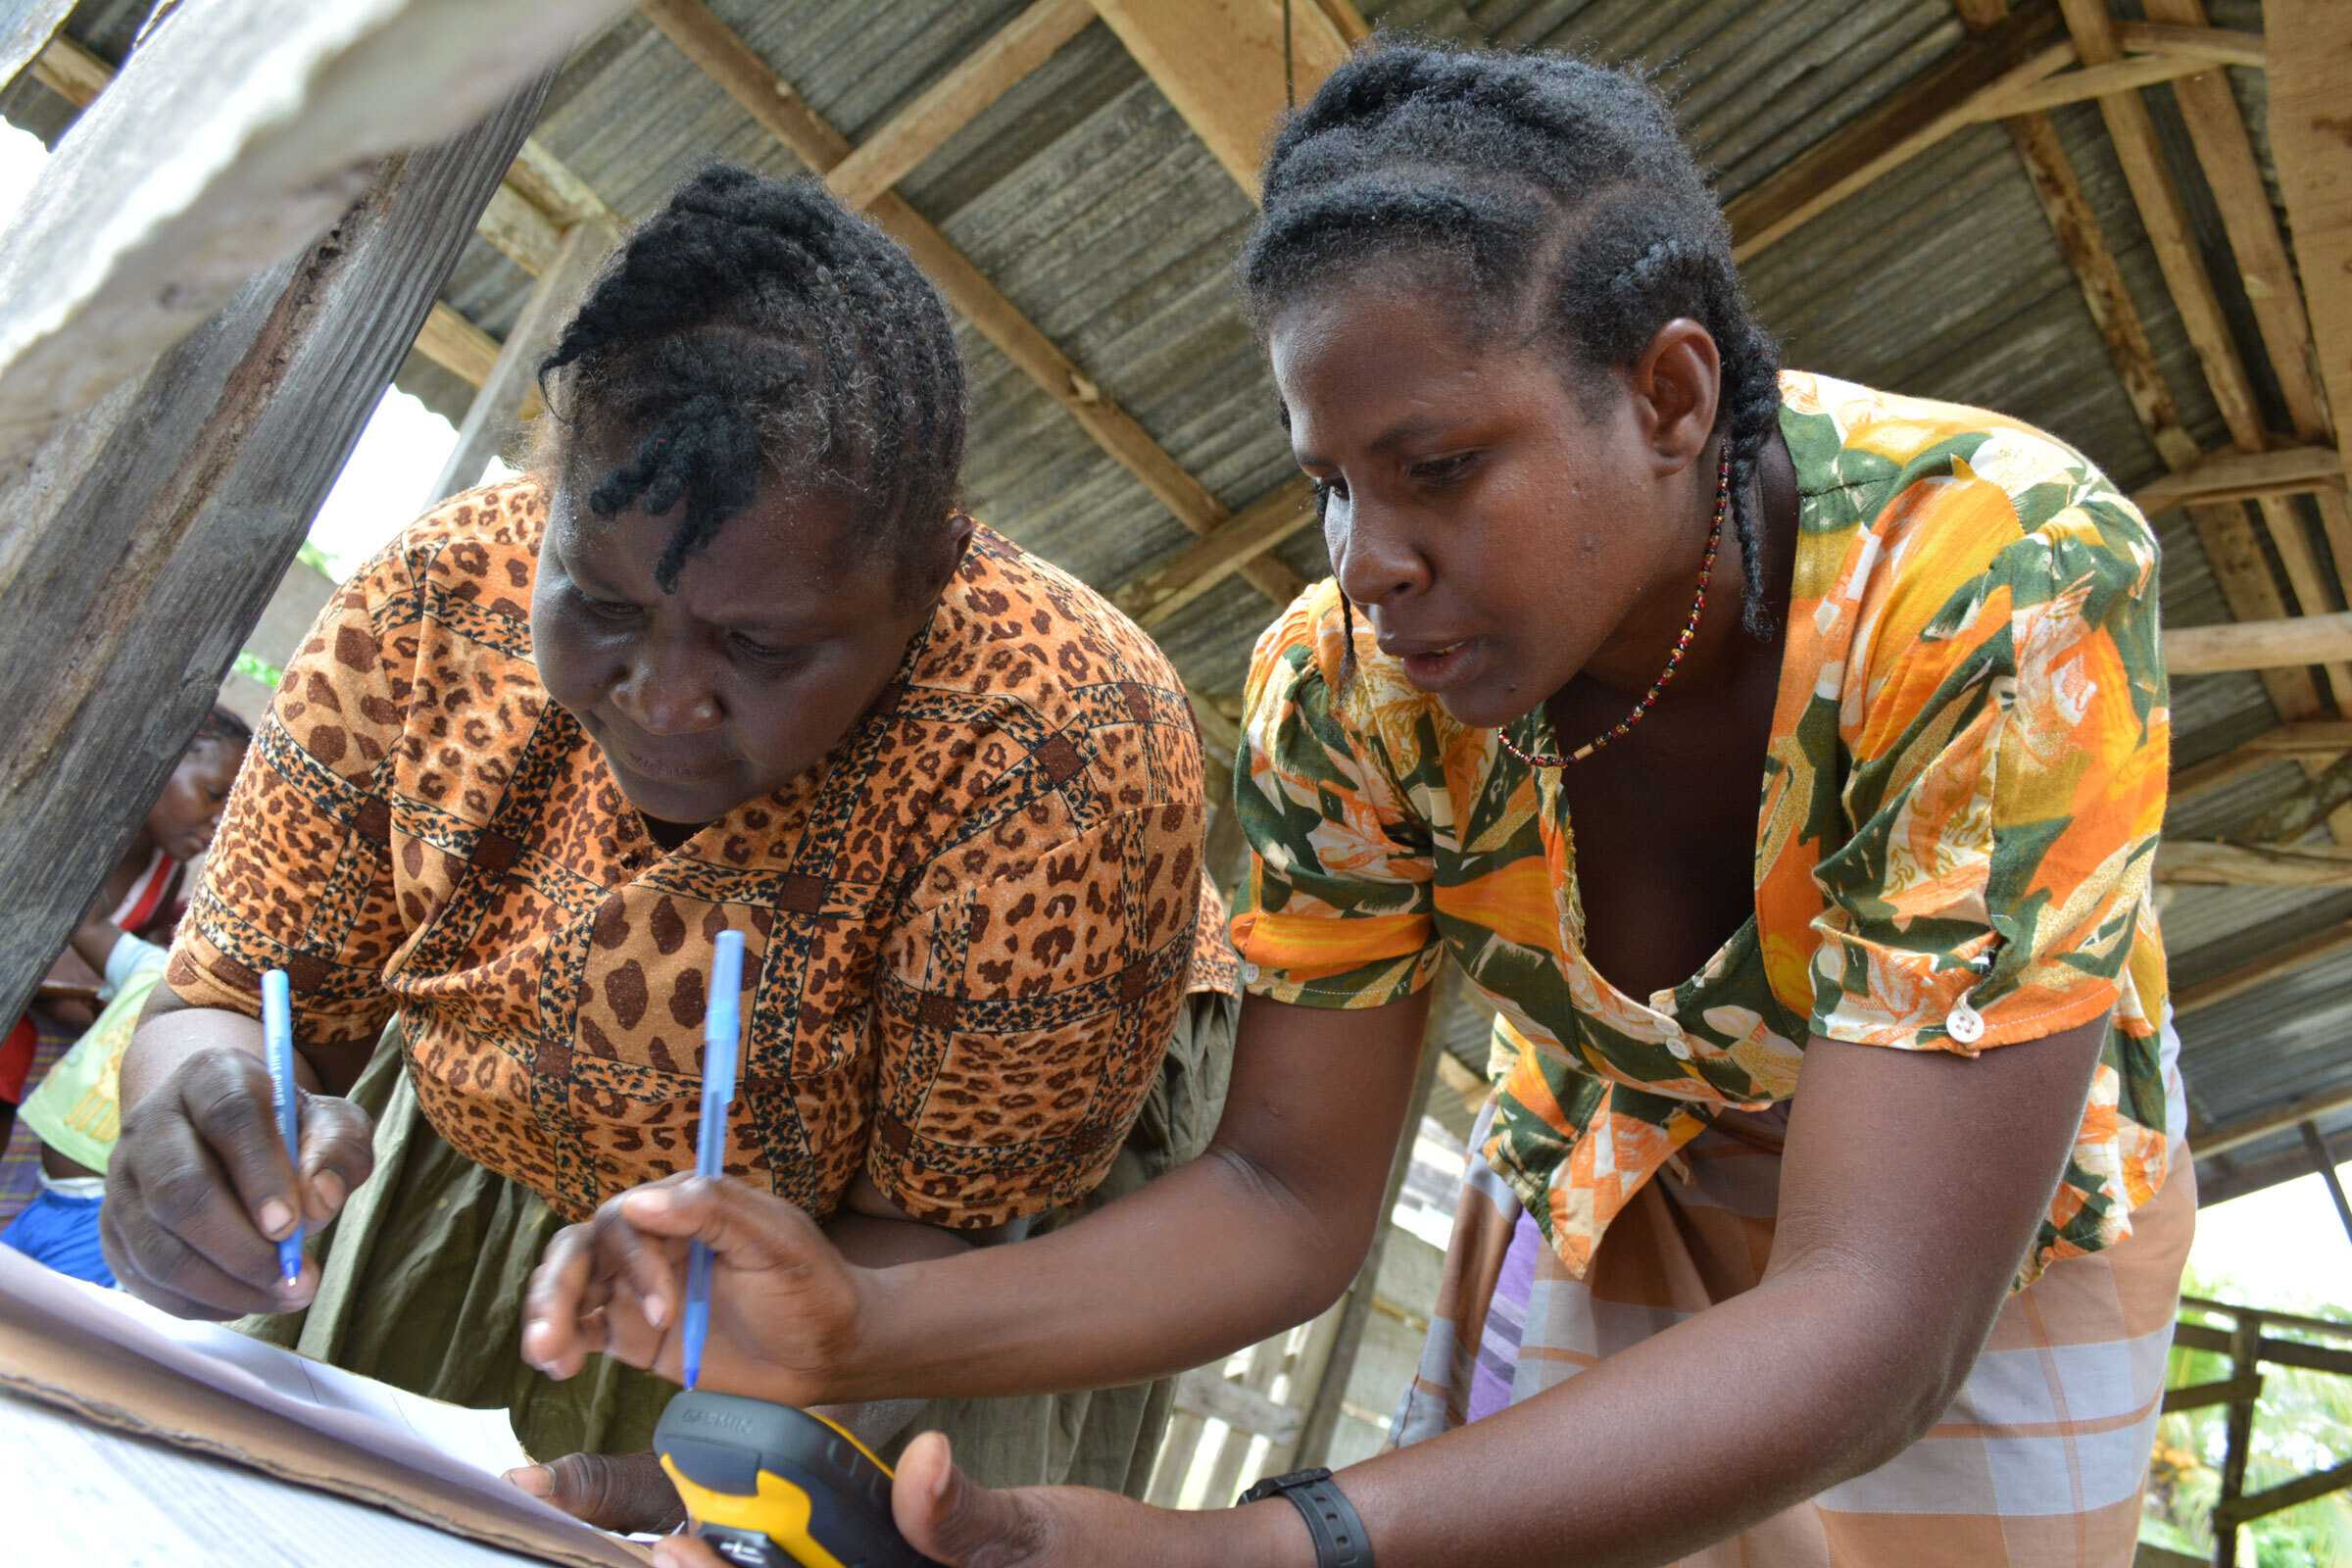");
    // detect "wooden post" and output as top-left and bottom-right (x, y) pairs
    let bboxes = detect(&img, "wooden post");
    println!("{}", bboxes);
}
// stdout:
(2300, 1121), (2352, 1250)
(0, 0), (74, 94)
(0, 79), (558, 1033)
(1294, 1028), (1442, 1466)
(430, 218), (615, 501)
(2216, 1309), (2262, 1568)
